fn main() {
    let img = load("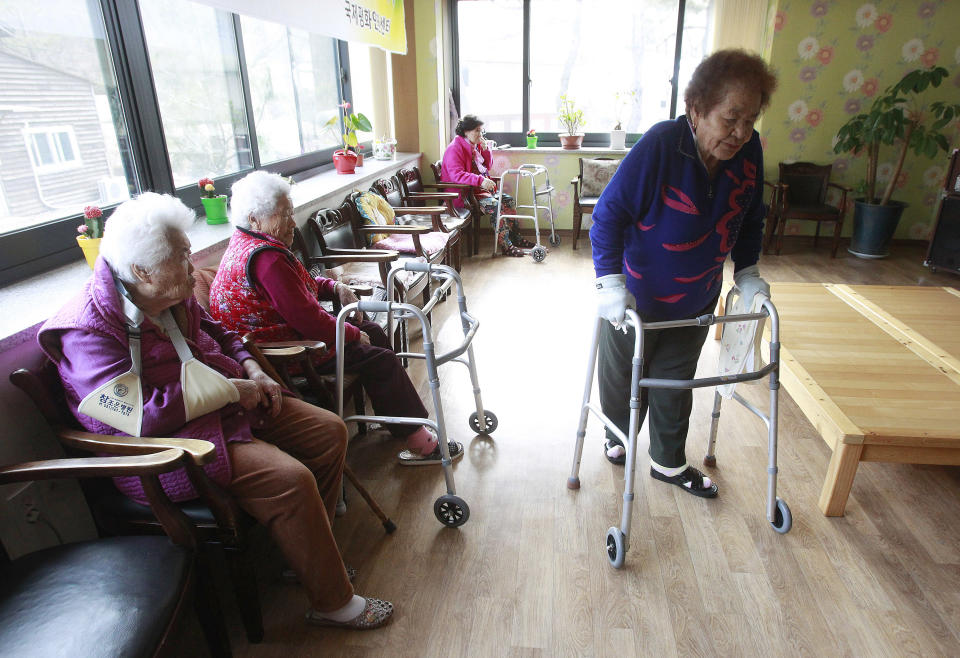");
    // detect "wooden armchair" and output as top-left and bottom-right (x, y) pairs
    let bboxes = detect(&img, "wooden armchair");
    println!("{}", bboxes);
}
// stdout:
(430, 159), (484, 255)
(0, 446), (231, 657)
(397, 166), (473, 260)
(369, 176), (463, 272)
(10, 355), (266, 644)
(571, 157), (621, 250)
(768, 161), (851, 258)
